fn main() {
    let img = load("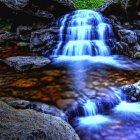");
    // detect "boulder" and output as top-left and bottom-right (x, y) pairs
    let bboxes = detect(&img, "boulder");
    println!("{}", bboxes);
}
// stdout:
(0, 100), (80, 140)
(3, 56), (51, 71)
